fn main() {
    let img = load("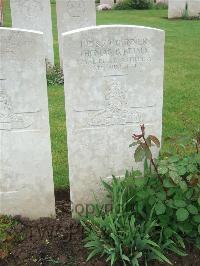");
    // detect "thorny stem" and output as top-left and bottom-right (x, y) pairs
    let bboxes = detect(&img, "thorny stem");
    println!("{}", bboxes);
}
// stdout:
(141, 134), (168, 194)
